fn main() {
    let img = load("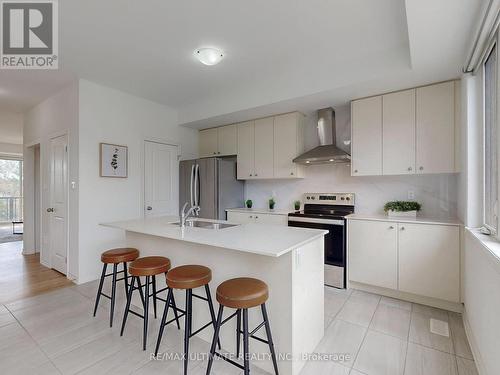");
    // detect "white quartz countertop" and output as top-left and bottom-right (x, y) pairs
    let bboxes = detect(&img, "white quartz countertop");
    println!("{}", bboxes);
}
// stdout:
(101, 216), (327, 257)
(226, 208), (293, 216)
(346, 213), (462, 226)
